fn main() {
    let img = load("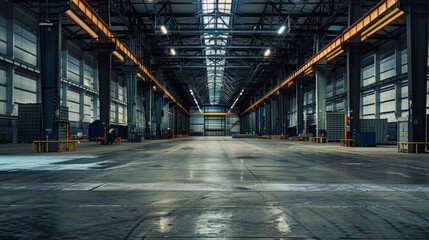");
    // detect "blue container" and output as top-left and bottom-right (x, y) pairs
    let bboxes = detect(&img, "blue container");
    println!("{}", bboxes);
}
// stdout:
(356, 132), (376, 147)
